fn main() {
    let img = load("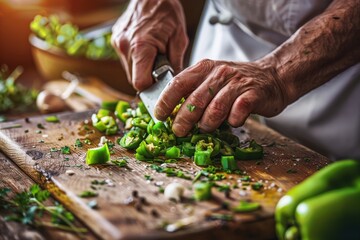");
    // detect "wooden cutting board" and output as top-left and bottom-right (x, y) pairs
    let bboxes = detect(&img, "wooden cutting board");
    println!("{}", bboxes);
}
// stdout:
(0, 111), (330, 240)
